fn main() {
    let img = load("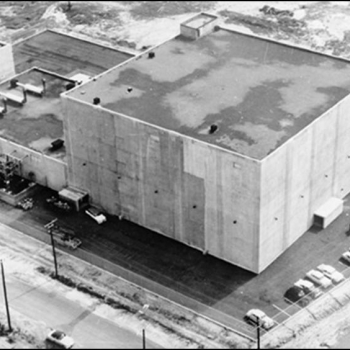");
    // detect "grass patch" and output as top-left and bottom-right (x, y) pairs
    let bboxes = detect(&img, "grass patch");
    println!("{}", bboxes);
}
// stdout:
(36, 265), (137, 314)
(58, 2), (122, 26)
(129, 1), (215, 19)
(0, 1), (52, 29)
(219, 9), (306, 37)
